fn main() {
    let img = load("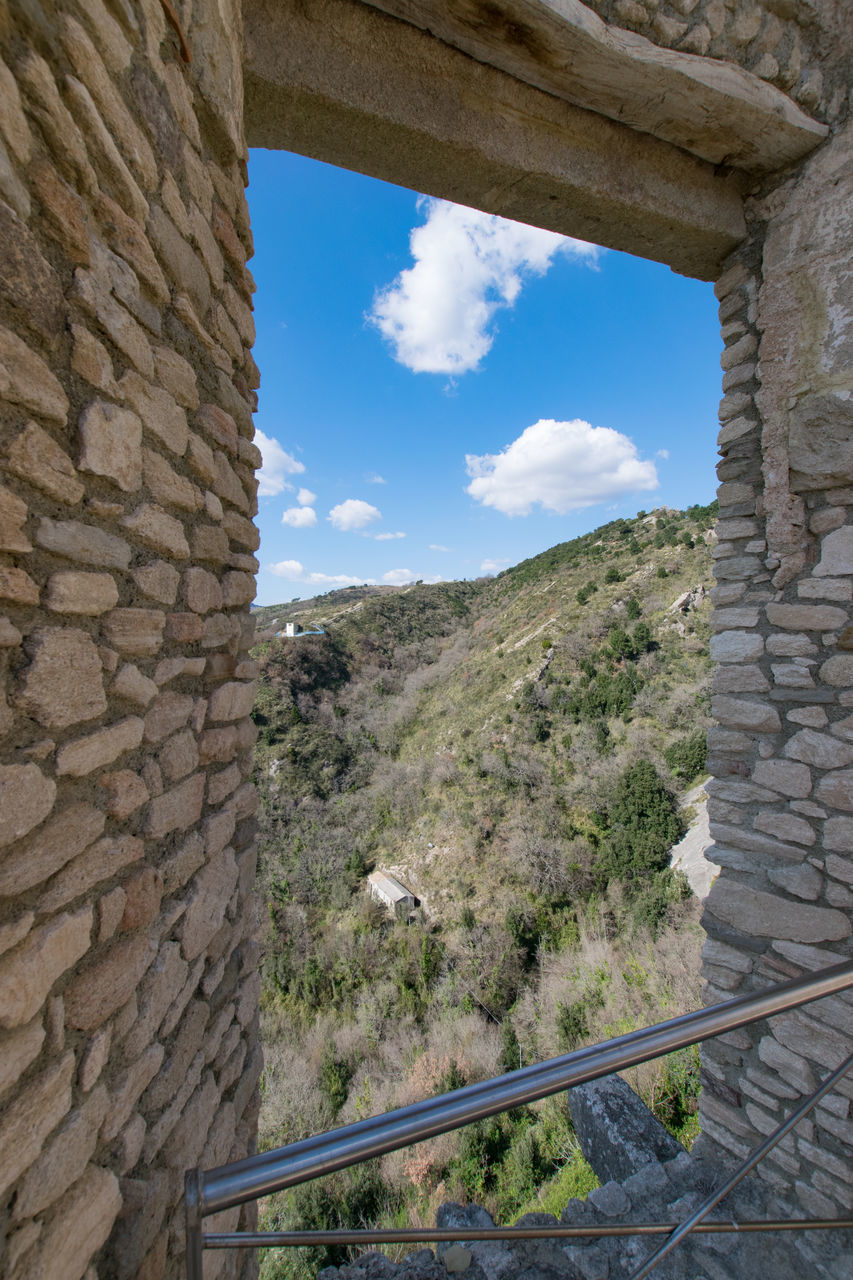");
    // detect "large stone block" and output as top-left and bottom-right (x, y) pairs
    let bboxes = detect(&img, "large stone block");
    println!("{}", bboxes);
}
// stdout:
(144, 772), (205, 838)
(0, 802), (105, 896)
(5, 421), (84, 504)
(0, 762), (57, 851)
(705, 880), (850, 943)
(65, 932), (156, 1031)
(181, 848), (239, 961)
(20, 1163), (121, 1280)
(78, 400), (143, 491)
(569, 1074), (683, 1186)
(55, 716), (144, 777)
(0, 1051), (75, 1199)
(15, 628), (107, 730)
